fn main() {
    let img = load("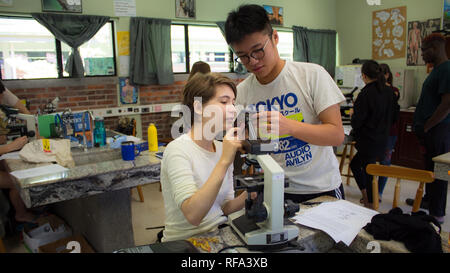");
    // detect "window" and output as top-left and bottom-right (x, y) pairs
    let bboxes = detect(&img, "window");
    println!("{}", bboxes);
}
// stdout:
(171, 25), (186, 73)
(0, 16), (116, 80)
(171, 24), (232, 74)
(0, 17), (58, 79)
(277, 30), (294, 62)
(61, 23), (116, 76)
